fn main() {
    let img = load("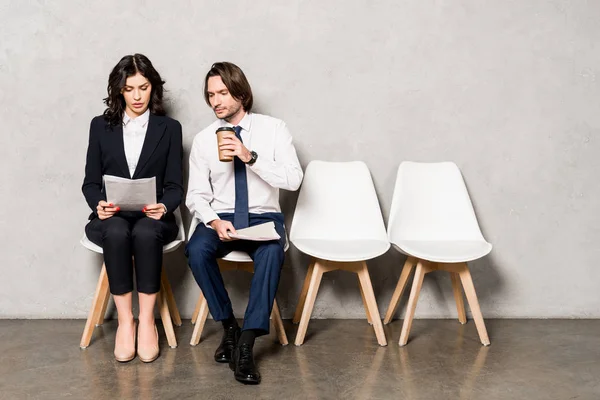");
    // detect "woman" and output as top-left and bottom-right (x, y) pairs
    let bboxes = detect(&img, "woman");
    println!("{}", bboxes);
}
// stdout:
(82, 54), (183, 363)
